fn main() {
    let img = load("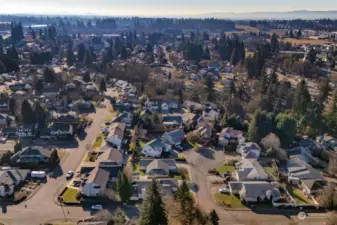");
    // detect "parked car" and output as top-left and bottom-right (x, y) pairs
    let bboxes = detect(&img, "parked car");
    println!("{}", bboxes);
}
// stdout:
(219, 188), (230, 194)
(1, 137), (7, 143)
(91, 205), (103, 211)
(66, 171), (74, 179)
